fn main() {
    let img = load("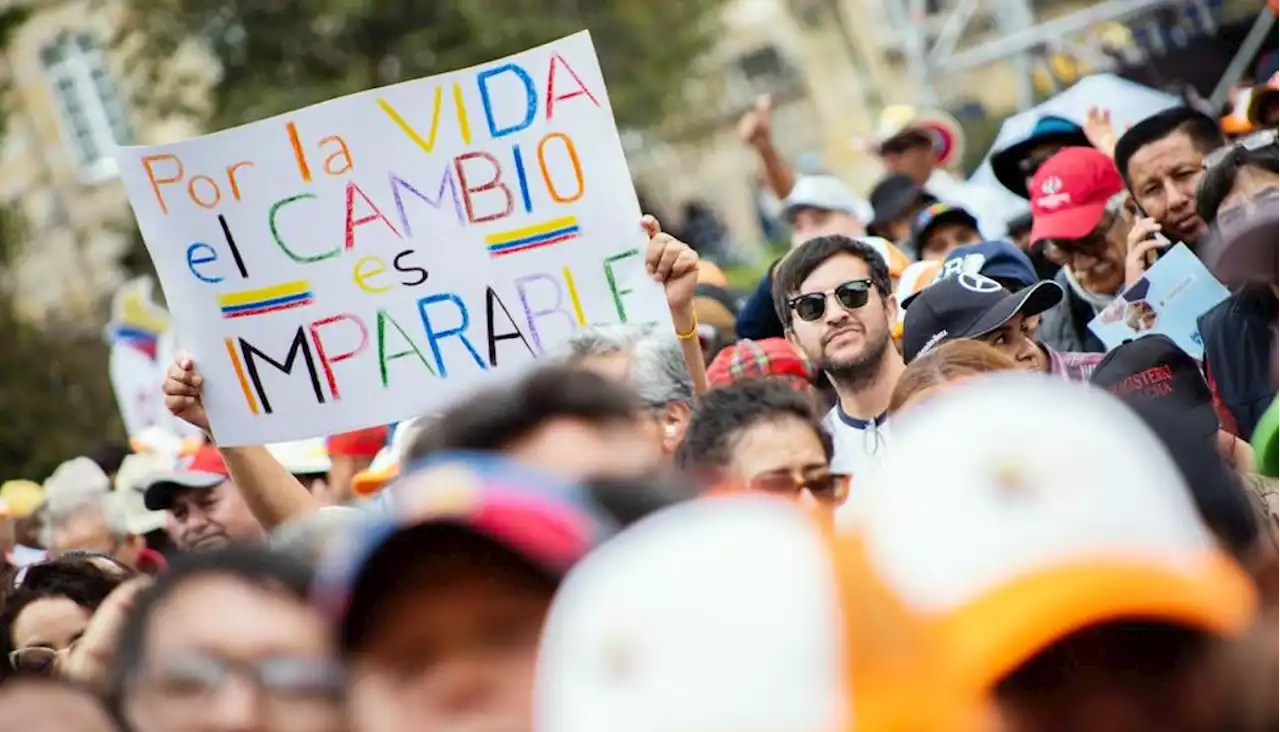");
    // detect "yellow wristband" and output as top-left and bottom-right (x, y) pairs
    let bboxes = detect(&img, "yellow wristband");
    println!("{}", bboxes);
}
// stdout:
(675, 317), (699, 341)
